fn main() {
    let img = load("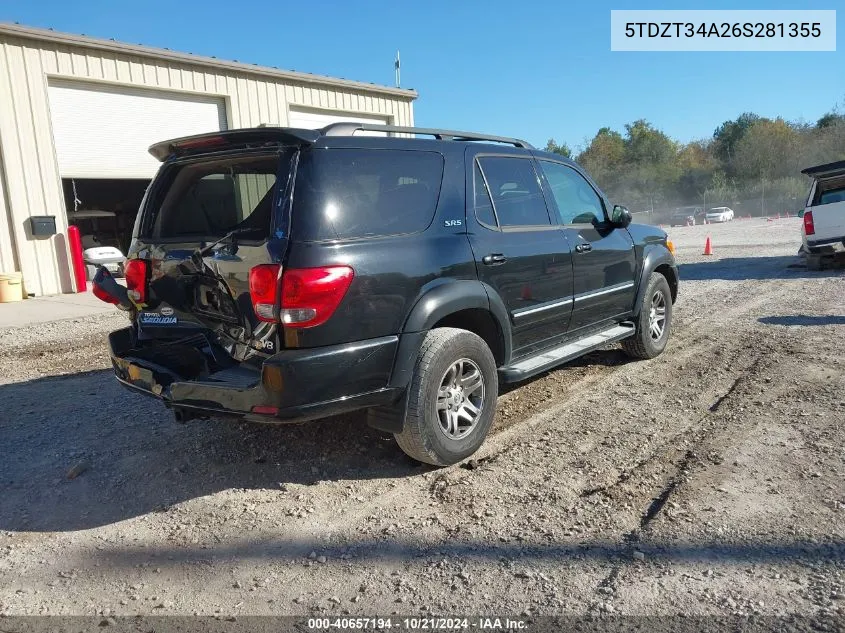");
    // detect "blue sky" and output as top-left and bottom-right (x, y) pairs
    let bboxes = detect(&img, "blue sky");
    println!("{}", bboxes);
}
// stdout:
(3, 0), (842, 152)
